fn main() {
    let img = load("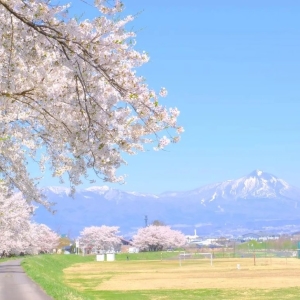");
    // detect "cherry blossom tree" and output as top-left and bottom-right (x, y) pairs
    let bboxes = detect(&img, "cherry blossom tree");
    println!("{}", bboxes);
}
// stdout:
(0, 190), (32, 255)
(132, 225), (186, 251)
(28, 223), (60, 254)
(79, 225), (121, 253)
(0, 0), (183, 205)
(0, 187), (59, 256)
